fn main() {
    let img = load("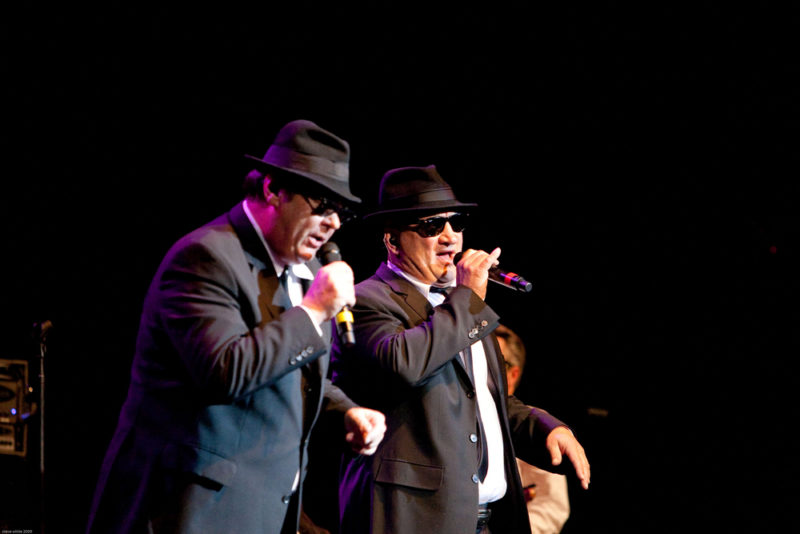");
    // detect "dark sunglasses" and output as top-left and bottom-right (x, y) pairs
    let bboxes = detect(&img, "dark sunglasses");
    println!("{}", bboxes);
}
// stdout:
(407, 213), (468, 237)
(303, 195), (358, 224)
